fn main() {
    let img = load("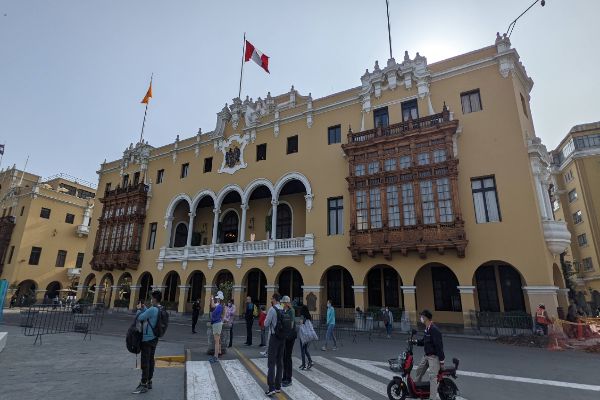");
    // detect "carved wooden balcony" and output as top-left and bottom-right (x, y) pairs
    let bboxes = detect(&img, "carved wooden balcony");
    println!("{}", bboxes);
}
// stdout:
(0, 216), (16, 274)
